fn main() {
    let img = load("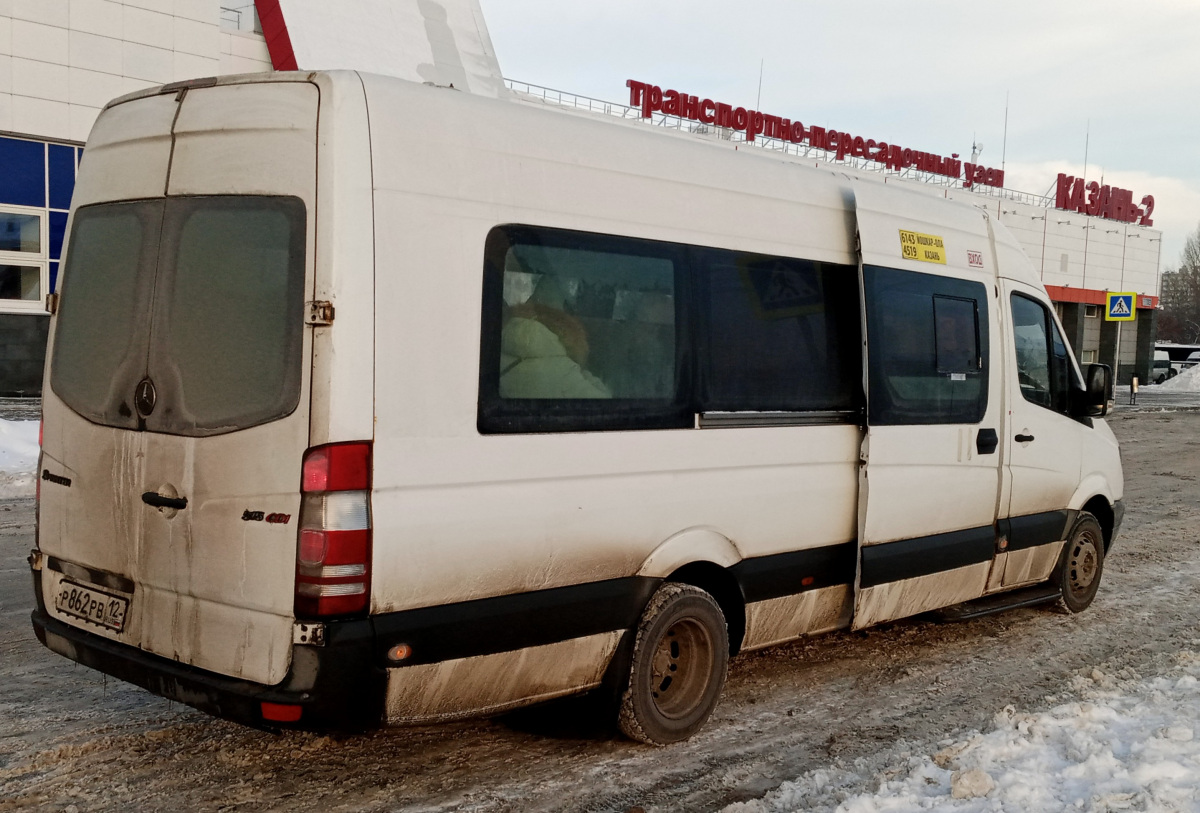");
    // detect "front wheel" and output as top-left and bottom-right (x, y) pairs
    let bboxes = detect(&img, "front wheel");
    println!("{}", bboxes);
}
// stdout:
(618, 583), (729, 745)
(1052, 513), (1105, 613)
